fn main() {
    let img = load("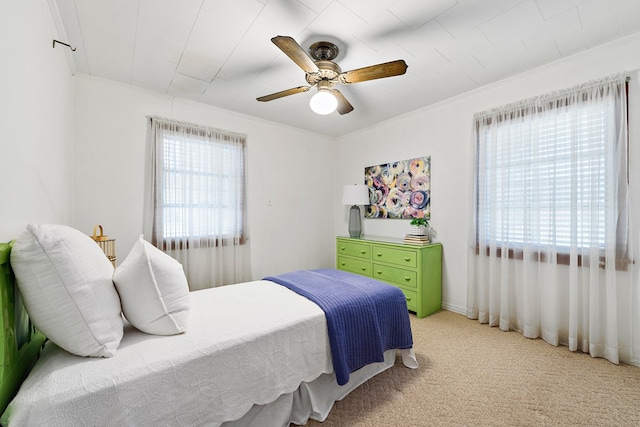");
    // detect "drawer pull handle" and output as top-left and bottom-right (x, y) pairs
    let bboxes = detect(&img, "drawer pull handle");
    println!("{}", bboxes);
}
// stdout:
(340, 262), (346, 266)
(376, 270), (382, 275)
(405, 295), (412, 301)
(404, 257), (411, 261)
(340, 247), (345, 251)
(376, 253), (382, 257)
(361, 250), (366, 254)
(404, 277), (411, 281)
(361, 267), (367, 271)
